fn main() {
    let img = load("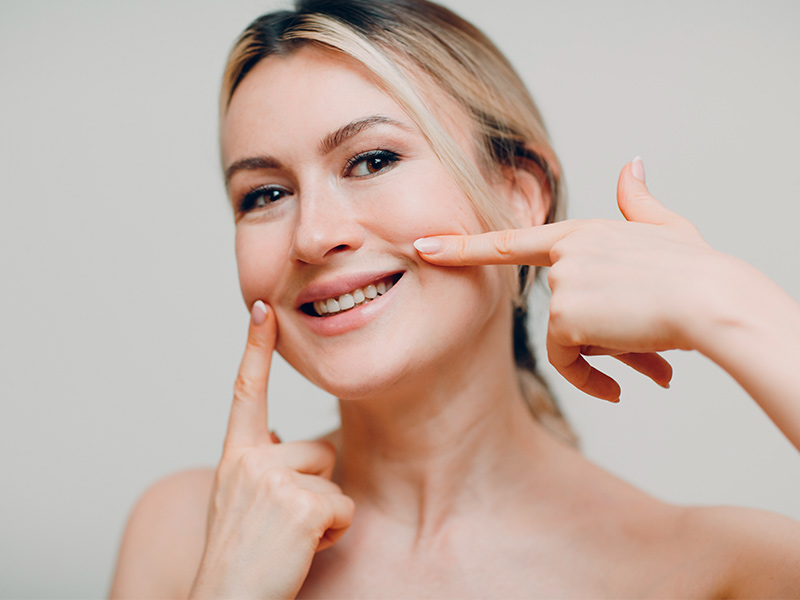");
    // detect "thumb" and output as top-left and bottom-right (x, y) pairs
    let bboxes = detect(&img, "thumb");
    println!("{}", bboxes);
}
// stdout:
(616, 157), (684, 227)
